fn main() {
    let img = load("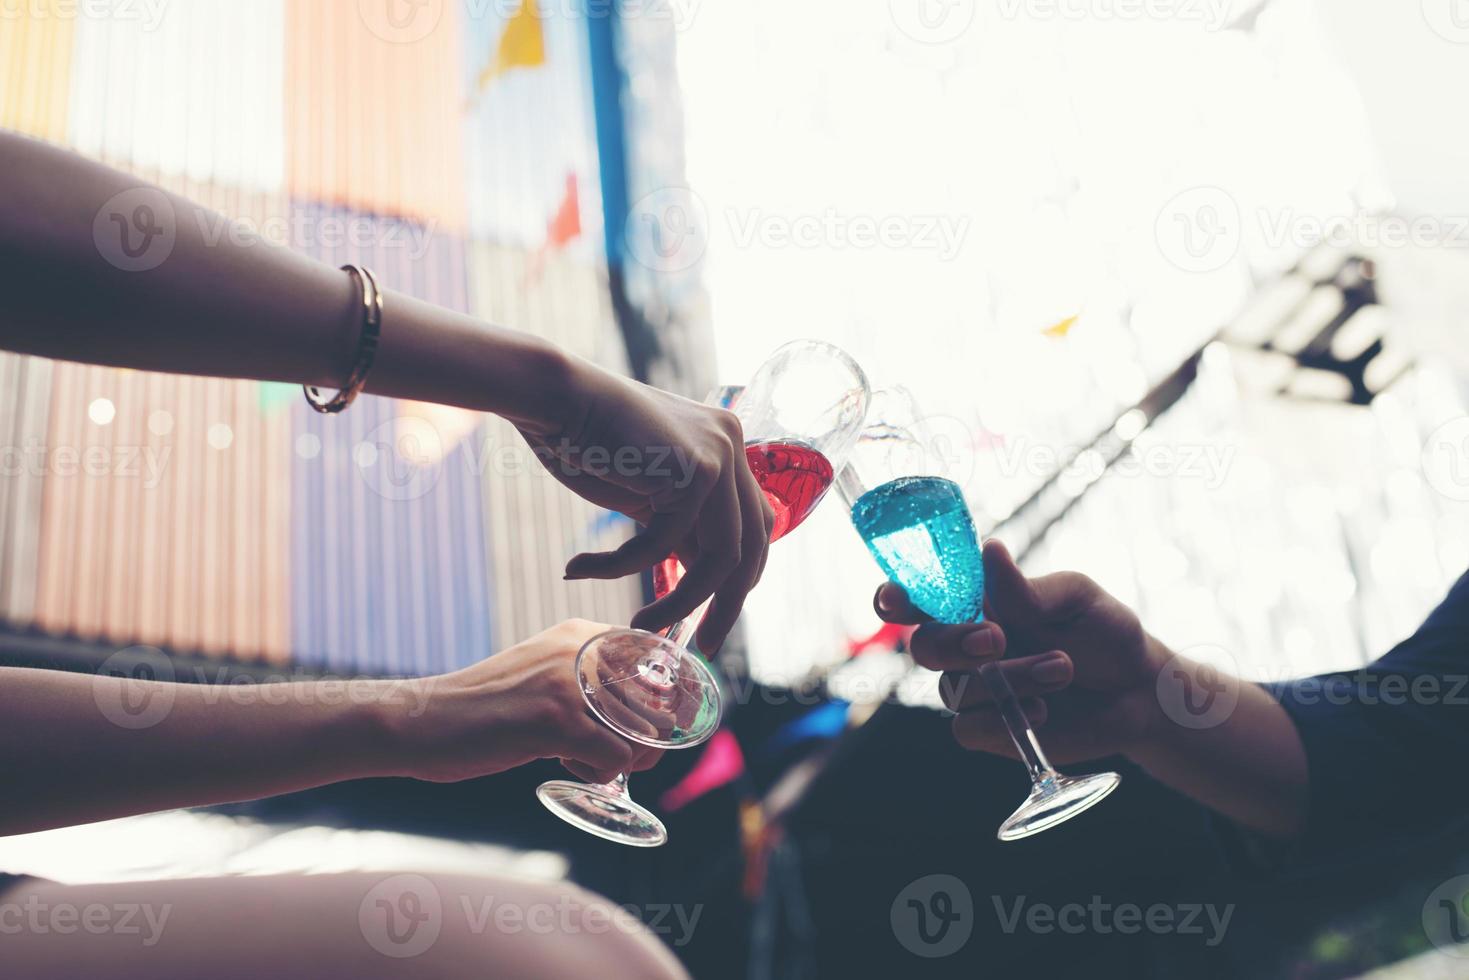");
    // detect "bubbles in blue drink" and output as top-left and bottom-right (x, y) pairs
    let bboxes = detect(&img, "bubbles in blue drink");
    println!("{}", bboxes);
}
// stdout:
(850, 476), (984, 624)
